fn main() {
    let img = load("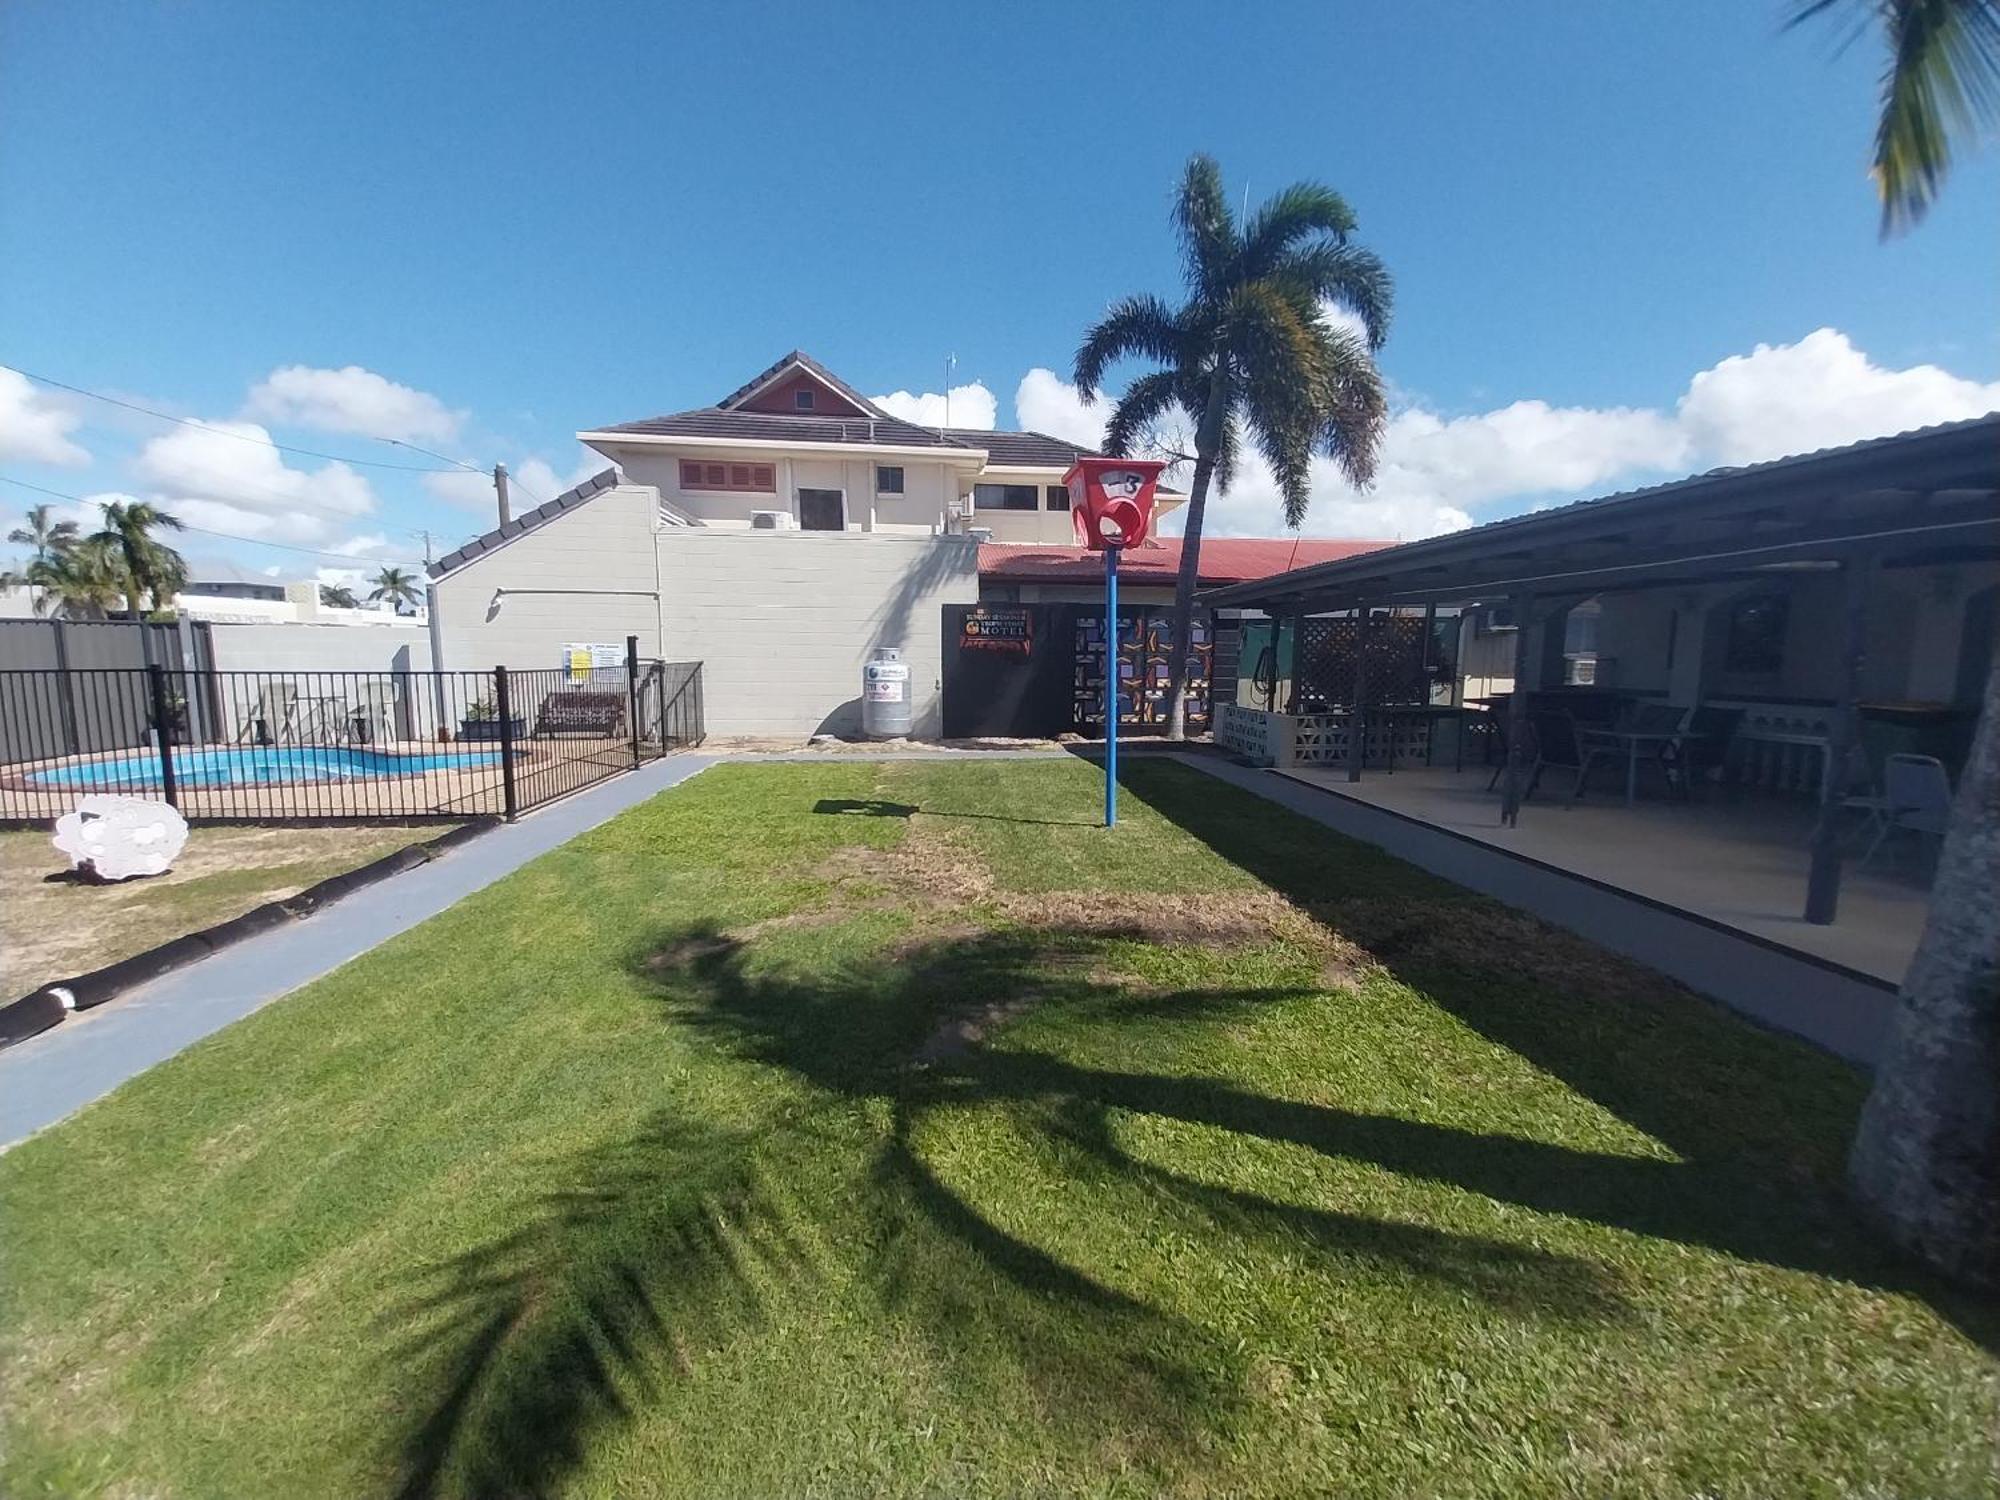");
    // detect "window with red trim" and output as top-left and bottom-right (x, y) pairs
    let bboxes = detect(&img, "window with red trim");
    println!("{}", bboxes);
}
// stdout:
(680, 460), (775, 492)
